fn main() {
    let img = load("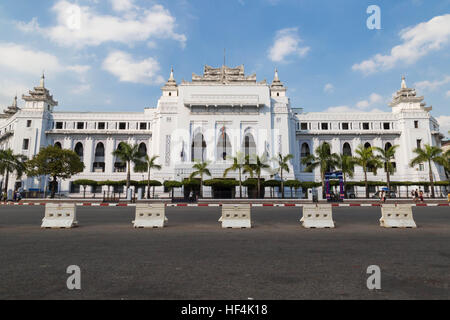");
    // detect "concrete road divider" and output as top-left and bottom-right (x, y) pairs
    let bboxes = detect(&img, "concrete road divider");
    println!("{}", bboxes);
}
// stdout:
(133, 203), (167, 228)
(42, 203), (78, 229)
(219, 204), (251, 229)
(380, 204), (416, 228)
(300, 204), (335, 228)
